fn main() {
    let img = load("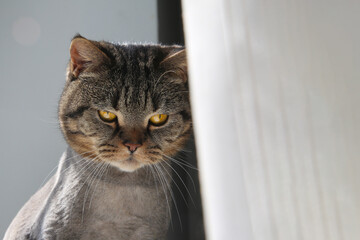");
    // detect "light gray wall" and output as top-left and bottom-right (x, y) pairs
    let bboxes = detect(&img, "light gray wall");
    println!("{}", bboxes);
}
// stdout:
(0, 0), (157, 236)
